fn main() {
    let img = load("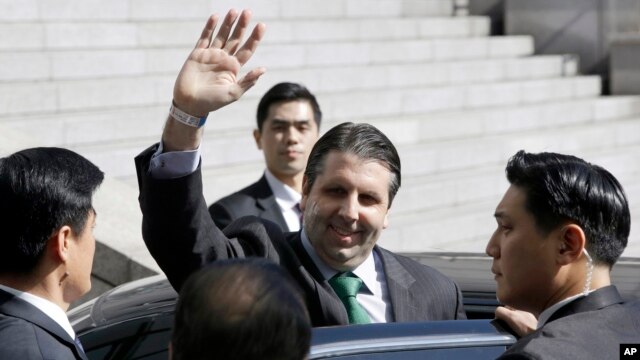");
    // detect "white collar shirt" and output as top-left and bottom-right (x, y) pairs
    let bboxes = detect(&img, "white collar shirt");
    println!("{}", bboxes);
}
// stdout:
(264, 169), (302, 232)
(300, 230), (393, 322)
(0, 284), (76, 339)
